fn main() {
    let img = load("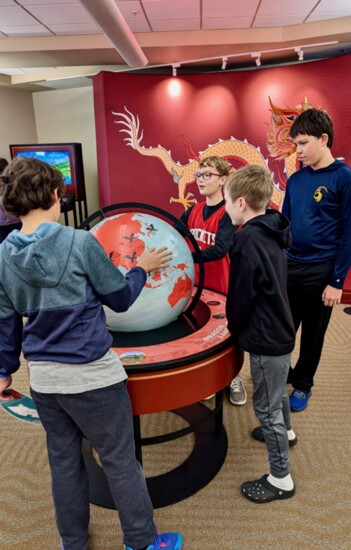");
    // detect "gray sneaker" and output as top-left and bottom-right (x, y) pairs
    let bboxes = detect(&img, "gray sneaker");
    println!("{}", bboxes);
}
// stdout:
(229, 375), (247, 405)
